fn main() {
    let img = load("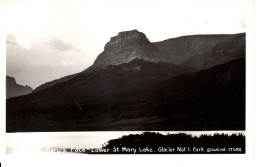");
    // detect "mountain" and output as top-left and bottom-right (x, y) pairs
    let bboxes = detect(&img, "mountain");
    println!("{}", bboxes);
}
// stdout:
(93, 30), (245, 71)
(6, 76), (33, 99)
(93, 30), (160, 69)
(33, 30), (245, 91)
(6, 30), (245, 132)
